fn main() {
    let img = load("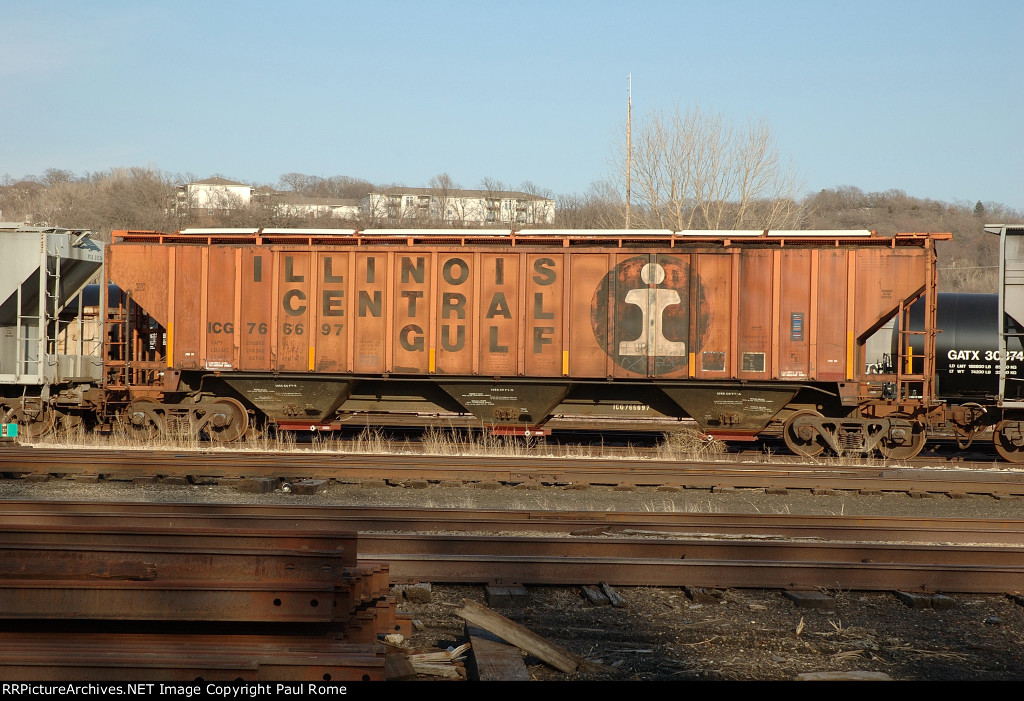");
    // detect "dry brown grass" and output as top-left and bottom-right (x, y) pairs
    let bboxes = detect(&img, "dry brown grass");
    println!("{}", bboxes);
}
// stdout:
(27, 419), (724, 464)
(420, 426), (534, 457)
(656, 428), (727, 461)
